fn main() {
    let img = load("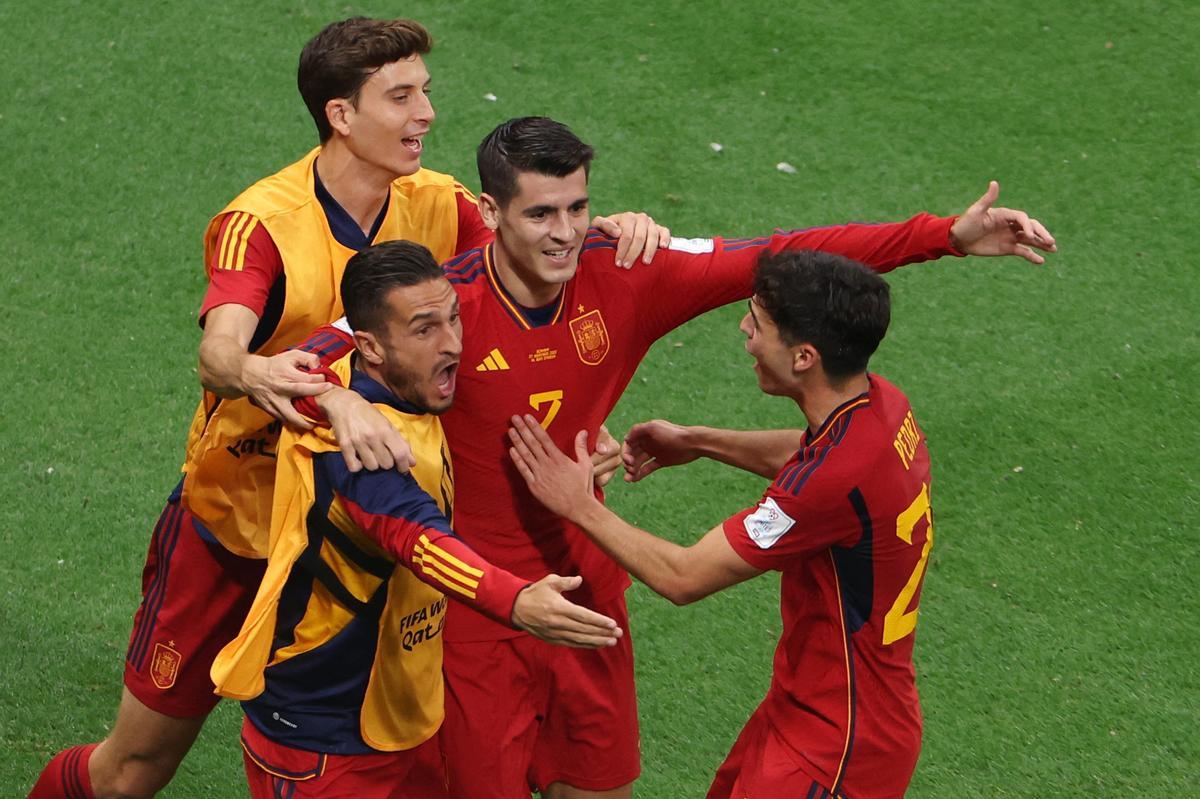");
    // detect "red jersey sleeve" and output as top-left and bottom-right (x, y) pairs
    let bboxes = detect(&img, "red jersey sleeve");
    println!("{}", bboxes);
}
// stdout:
(199, 211), (284, 324)
(453, 186), (493, 254)
(324, 454), (530, 625)
(634, 213), (958, 343)
(290, 323), (356, 419)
